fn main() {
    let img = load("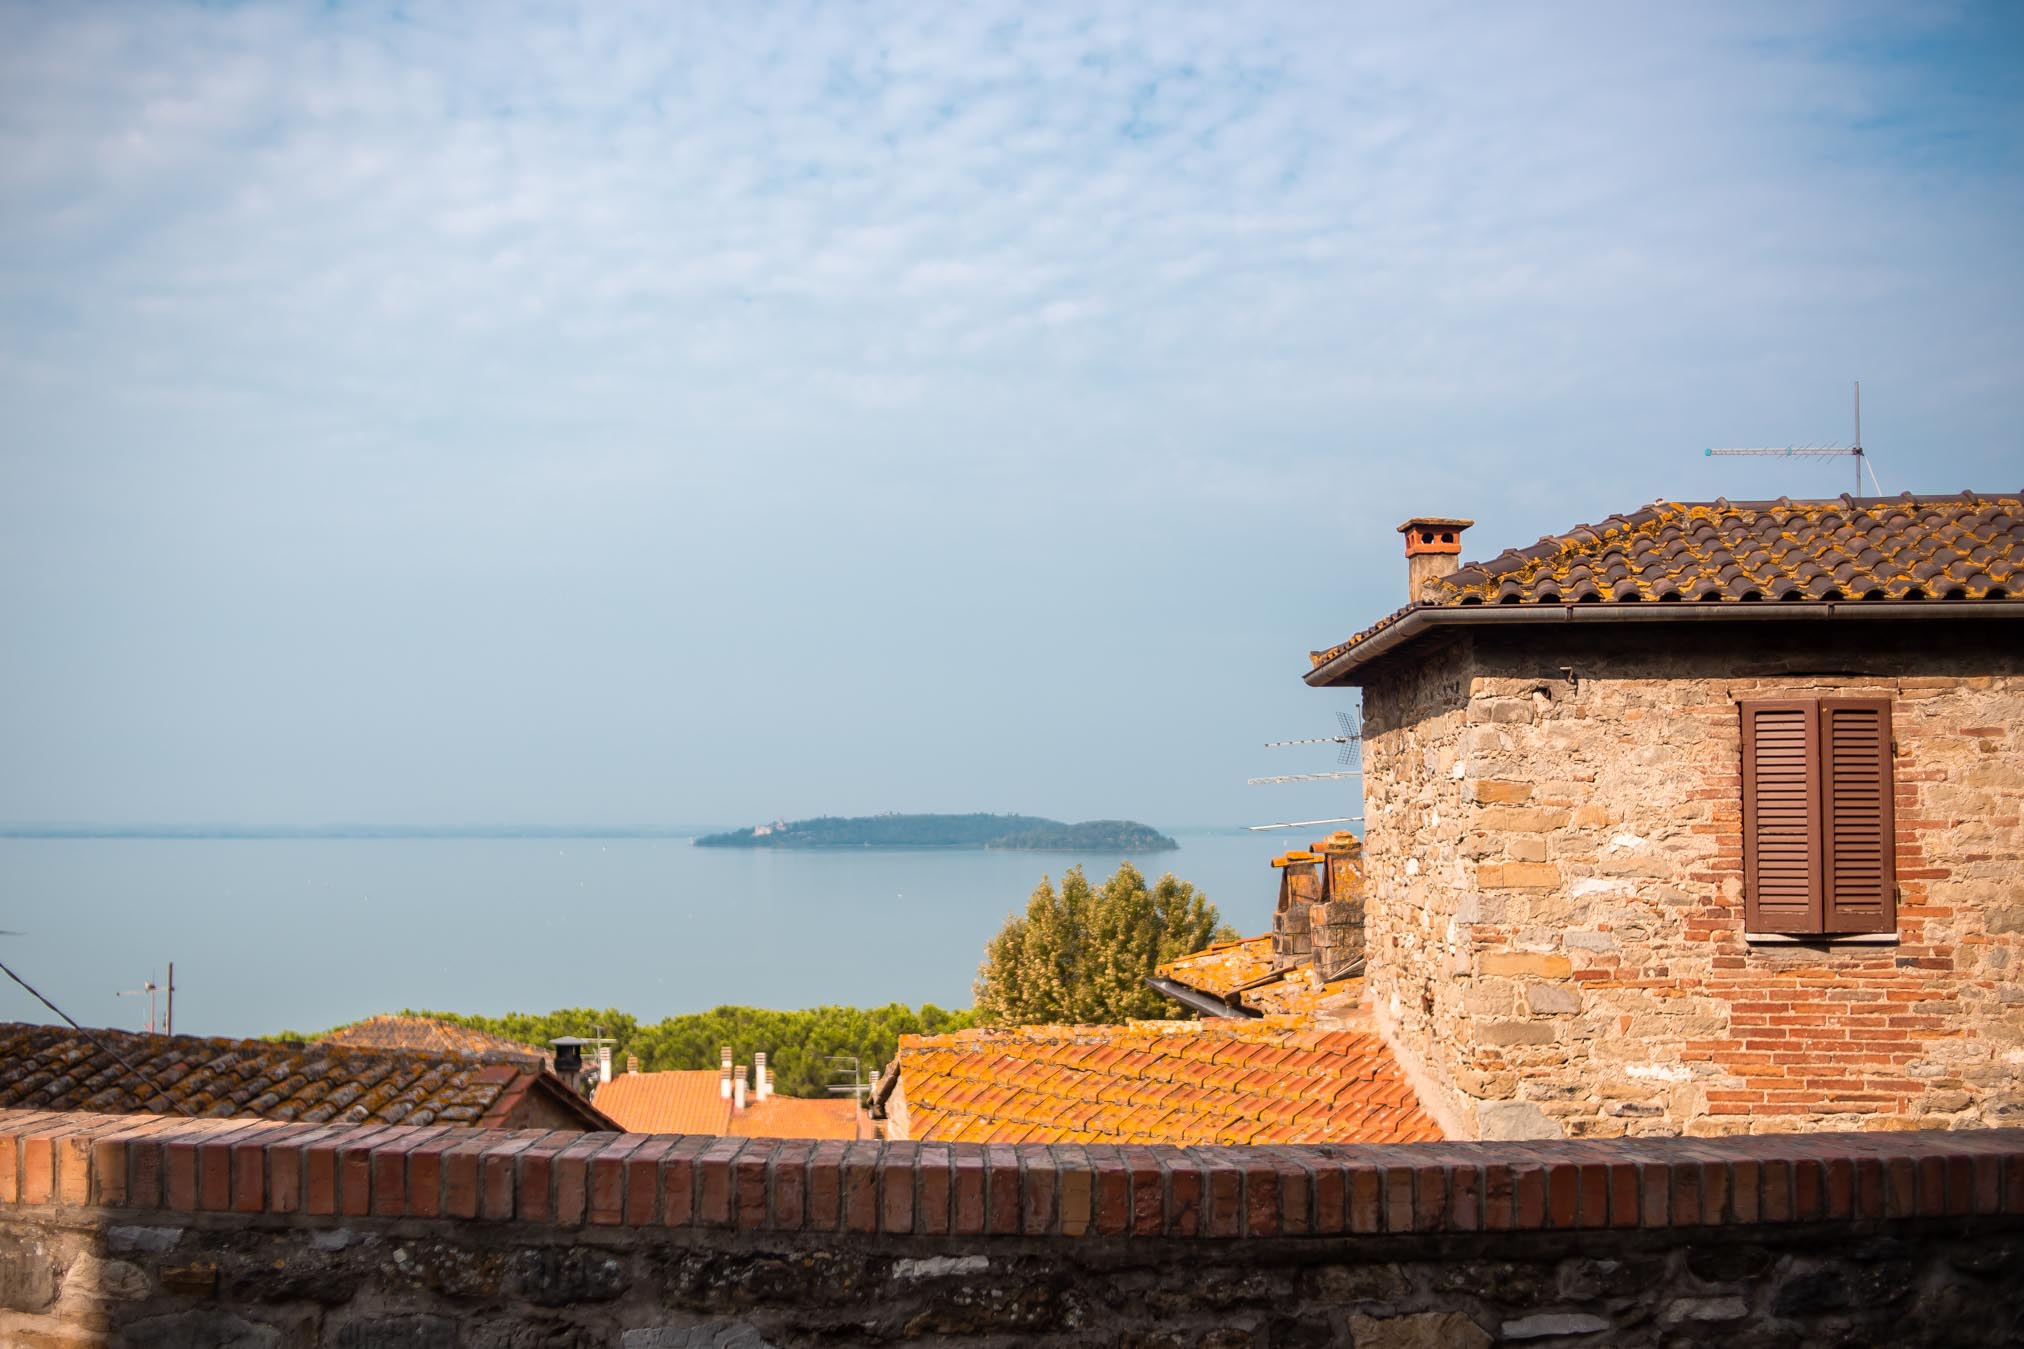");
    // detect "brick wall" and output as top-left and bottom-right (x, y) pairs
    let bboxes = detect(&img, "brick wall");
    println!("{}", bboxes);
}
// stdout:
(1359, 621), (2024, 1141)
(2, 1109), (2021, 1346)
